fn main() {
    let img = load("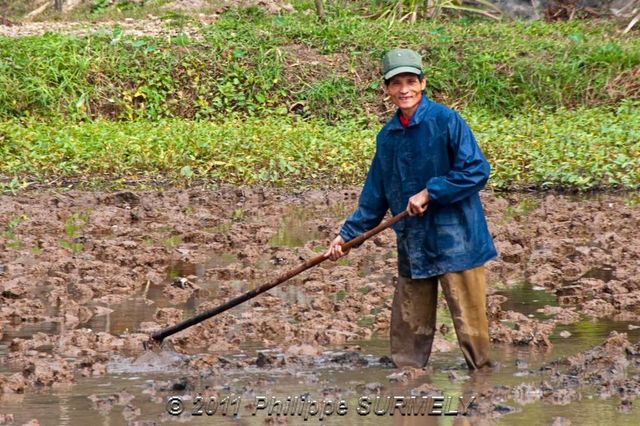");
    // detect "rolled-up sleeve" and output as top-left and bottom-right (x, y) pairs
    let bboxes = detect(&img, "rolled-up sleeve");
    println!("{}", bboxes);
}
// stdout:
(426, 112), (490, 205)
(339, 151), (388, 242)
